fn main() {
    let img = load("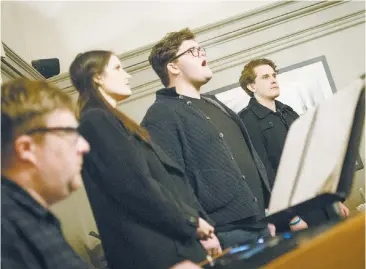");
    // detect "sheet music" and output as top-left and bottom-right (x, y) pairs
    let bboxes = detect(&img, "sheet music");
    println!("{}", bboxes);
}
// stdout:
(291, 85), (361, 205)
(268, 108), (316, 214)
(268, 83), (363, 215)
